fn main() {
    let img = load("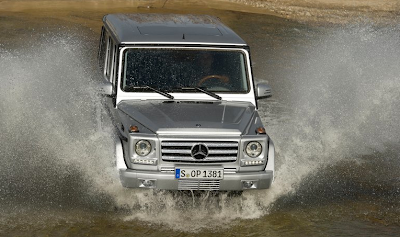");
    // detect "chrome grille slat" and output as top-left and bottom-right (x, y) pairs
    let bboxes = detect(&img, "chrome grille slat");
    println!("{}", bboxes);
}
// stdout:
(208, 150), (238, 154)
(178, 180), (220, 190)
(162, 156), (237, 161)
(161, 149), (192, 154)
(161, 142), (237, 147)
(161, 140), (239, 163)
(161, 149), (237, 154)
